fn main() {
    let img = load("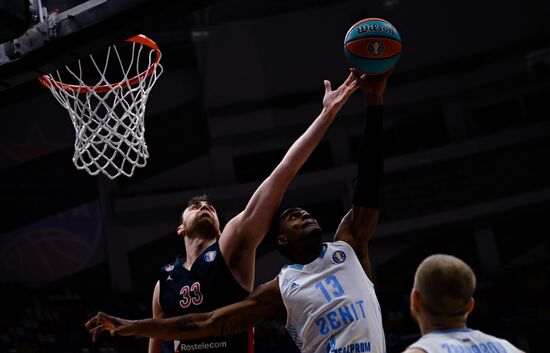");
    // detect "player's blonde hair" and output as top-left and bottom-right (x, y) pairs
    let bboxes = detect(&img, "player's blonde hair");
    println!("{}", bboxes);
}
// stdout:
(414, 254), (476, 325)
